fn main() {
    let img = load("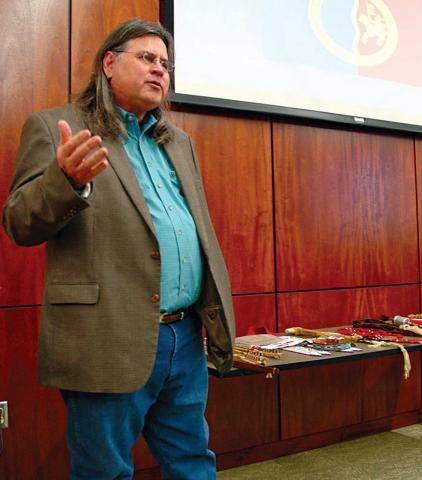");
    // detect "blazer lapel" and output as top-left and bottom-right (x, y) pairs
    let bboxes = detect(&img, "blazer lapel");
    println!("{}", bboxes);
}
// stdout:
(104, 138), (156, 235)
